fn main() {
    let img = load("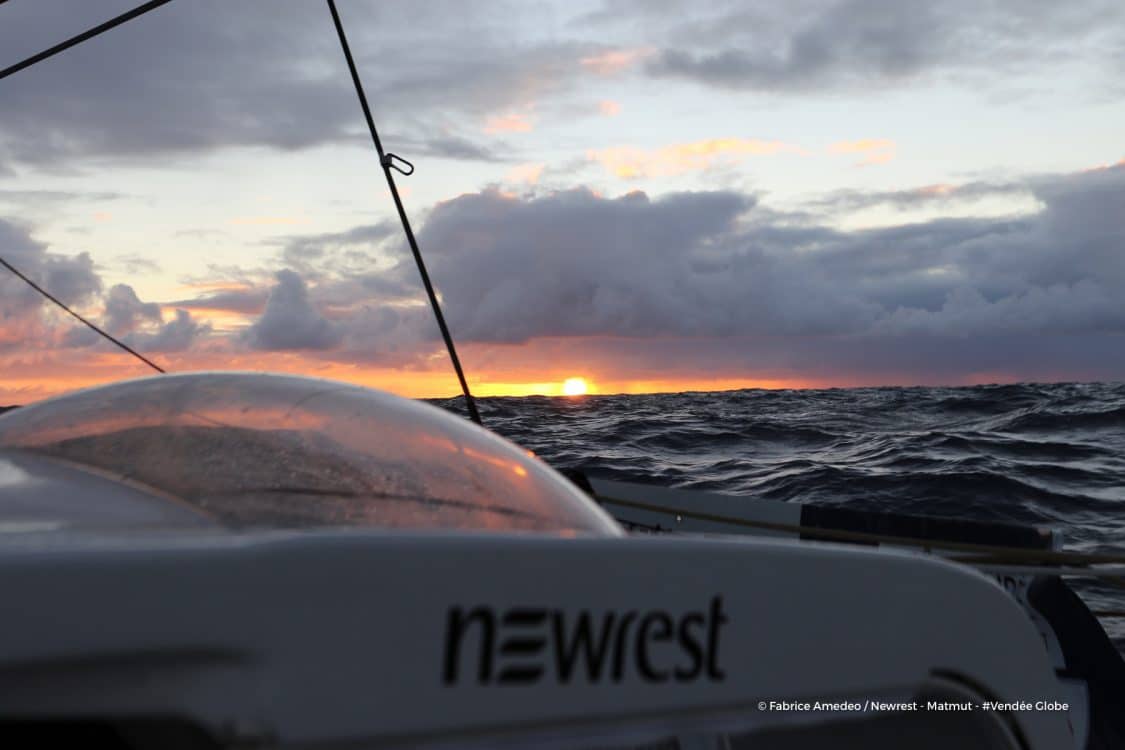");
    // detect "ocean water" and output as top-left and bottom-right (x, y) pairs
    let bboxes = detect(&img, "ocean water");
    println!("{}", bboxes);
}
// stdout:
(437, 381), (1125, 653)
